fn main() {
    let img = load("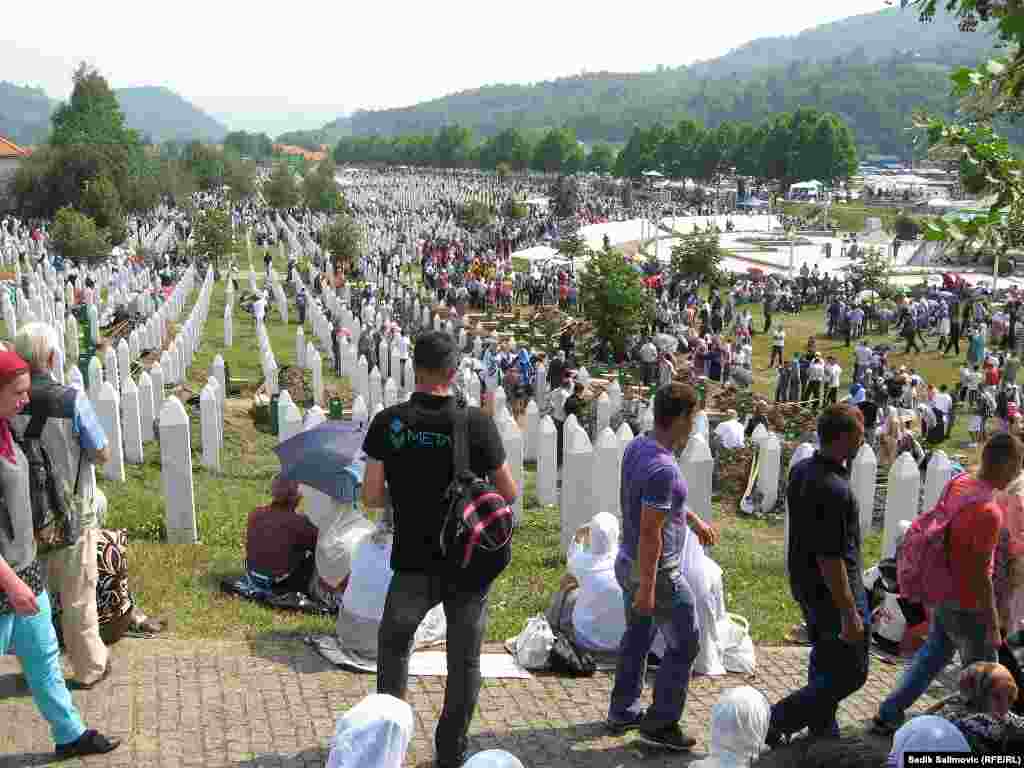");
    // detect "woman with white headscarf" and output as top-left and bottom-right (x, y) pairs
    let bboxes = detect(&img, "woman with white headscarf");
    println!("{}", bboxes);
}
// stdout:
(566, 512), (626, 653)
(325, 694), (413, 768)
(691, 686), (769, 768)
(887, 715), (970, 767)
